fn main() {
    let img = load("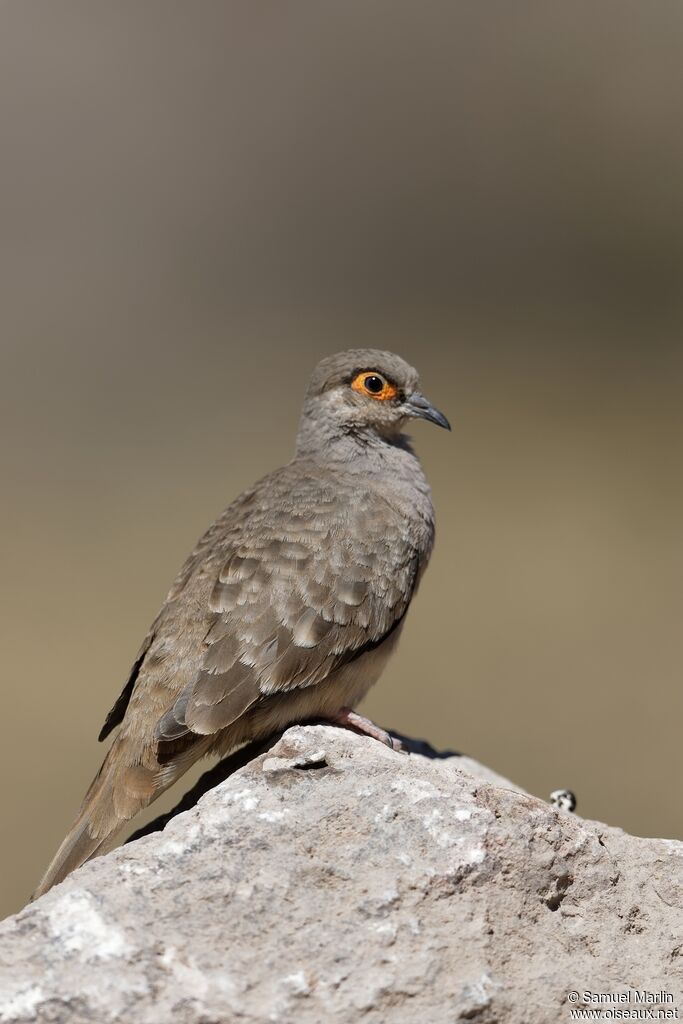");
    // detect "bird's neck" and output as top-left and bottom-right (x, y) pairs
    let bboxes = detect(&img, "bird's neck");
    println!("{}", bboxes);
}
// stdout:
(295, 415), (409, 467)
(294, 419), (433, 512)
